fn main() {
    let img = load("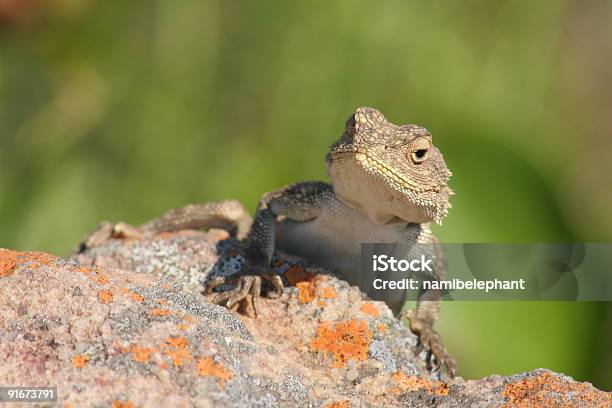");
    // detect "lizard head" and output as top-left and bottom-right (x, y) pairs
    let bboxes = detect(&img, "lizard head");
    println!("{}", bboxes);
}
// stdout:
(326, 107), (453, 225)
